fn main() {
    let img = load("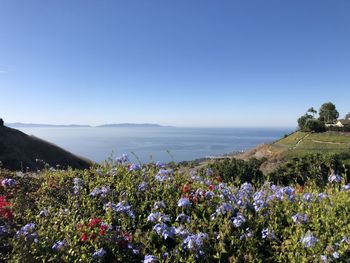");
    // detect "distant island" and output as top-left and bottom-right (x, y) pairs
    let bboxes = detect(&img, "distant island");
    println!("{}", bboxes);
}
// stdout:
(5, 122), (170, 128)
